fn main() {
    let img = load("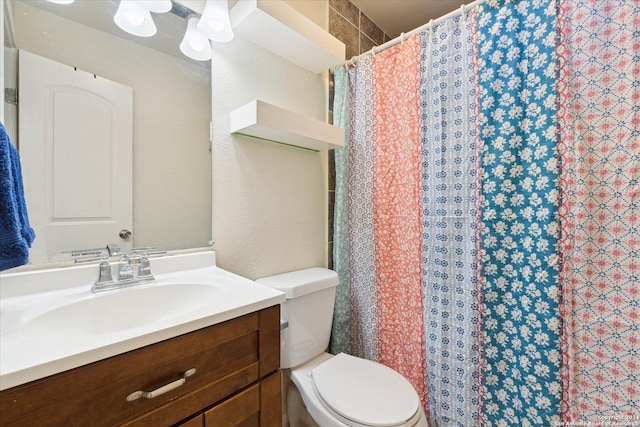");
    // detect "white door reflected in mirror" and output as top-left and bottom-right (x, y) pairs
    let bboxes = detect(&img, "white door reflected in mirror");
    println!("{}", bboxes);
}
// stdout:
(19, 50), (133, 263)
